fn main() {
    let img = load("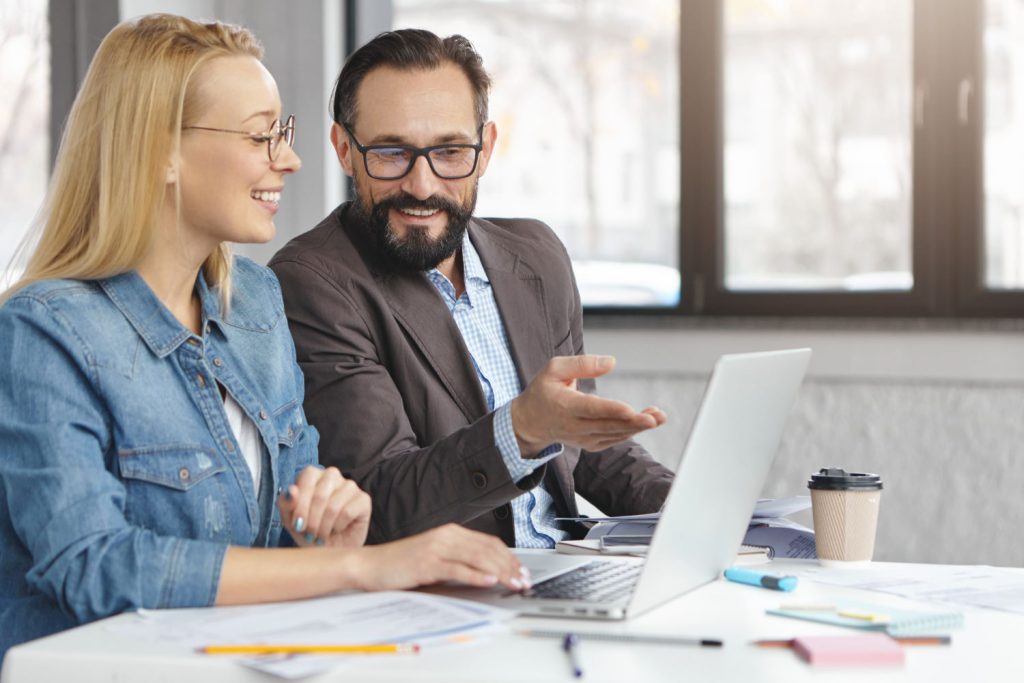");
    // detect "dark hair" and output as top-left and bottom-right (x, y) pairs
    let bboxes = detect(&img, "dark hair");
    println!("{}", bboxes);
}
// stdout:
(331, 28), (491, 128)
